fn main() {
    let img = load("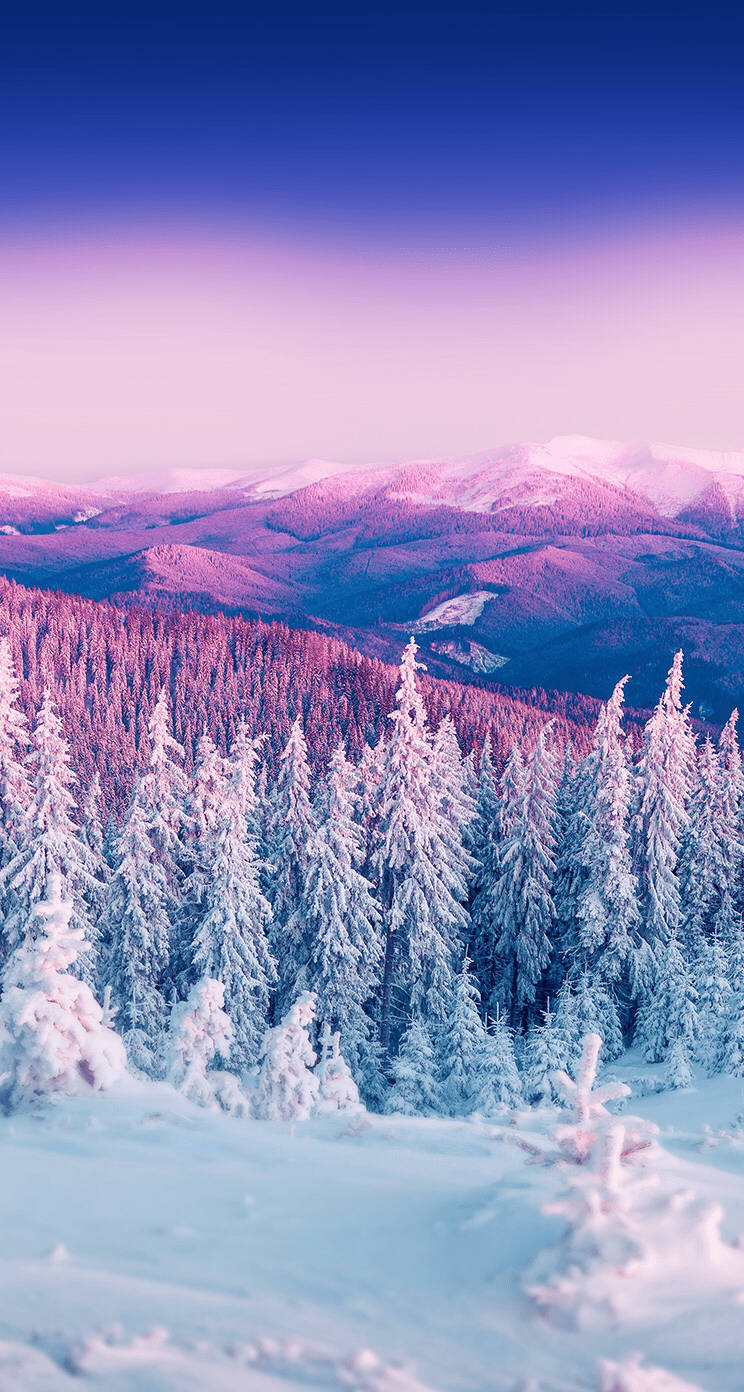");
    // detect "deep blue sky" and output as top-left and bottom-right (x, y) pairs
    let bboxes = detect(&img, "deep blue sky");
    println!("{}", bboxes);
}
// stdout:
(3, 0), (743, 245)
